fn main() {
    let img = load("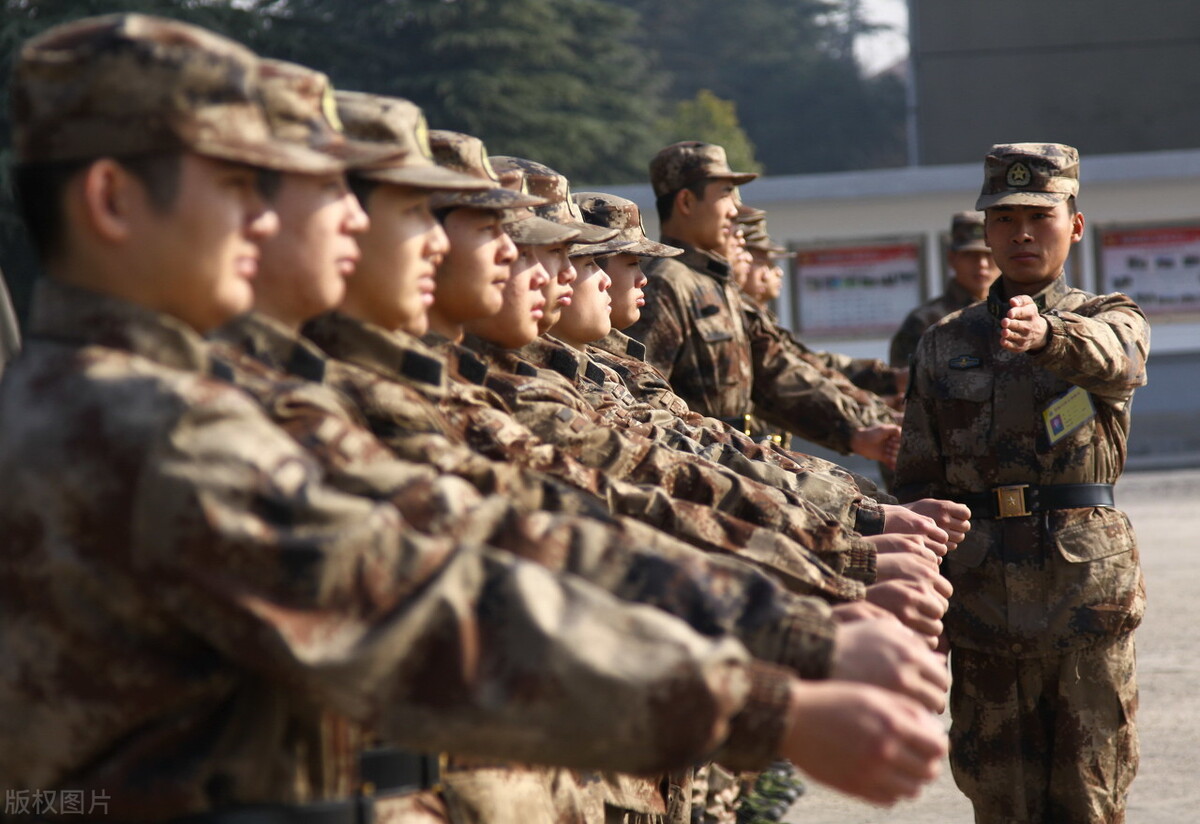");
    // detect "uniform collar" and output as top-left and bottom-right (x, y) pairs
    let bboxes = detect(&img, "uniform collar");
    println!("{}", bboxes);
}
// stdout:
(518, 336), (586, 381)
(660, 235), (732, 282)
(211, 311), (328, 383)
(27, 277), (211, 374)
(591, 329), (646, 362)
(303, 311), (445, 390)
(987, 271), (1071, 319)
(421, 331), (490, 386)
(460, 333), (541, 378)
